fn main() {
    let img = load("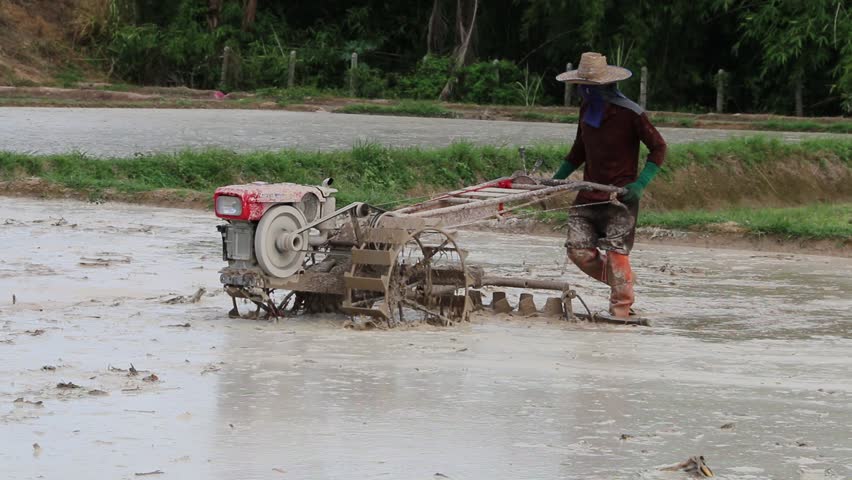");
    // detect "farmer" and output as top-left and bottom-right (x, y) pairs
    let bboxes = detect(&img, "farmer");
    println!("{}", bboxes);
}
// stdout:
(553, 52), (666, 321)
